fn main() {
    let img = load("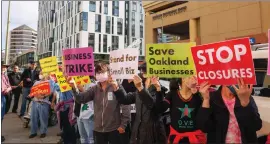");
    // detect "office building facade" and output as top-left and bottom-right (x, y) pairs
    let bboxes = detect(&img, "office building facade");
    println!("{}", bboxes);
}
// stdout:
(8, 25), (37, 64)
(38, 1), (145, 63)
(143, 1), (270, 45)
